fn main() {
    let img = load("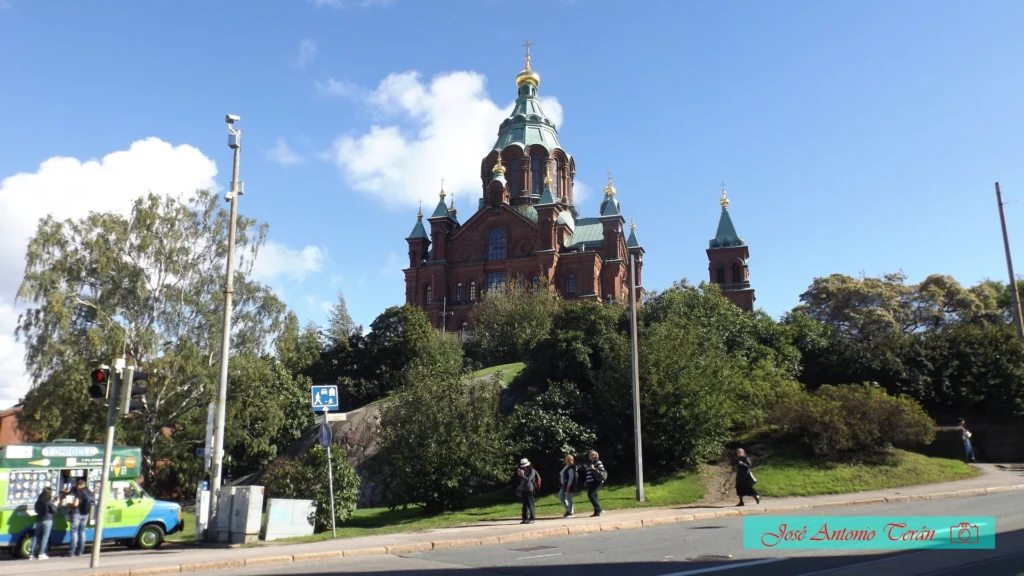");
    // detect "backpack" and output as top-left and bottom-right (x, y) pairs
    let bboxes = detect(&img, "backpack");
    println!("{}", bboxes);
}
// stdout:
(533, 471), (542, 494)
